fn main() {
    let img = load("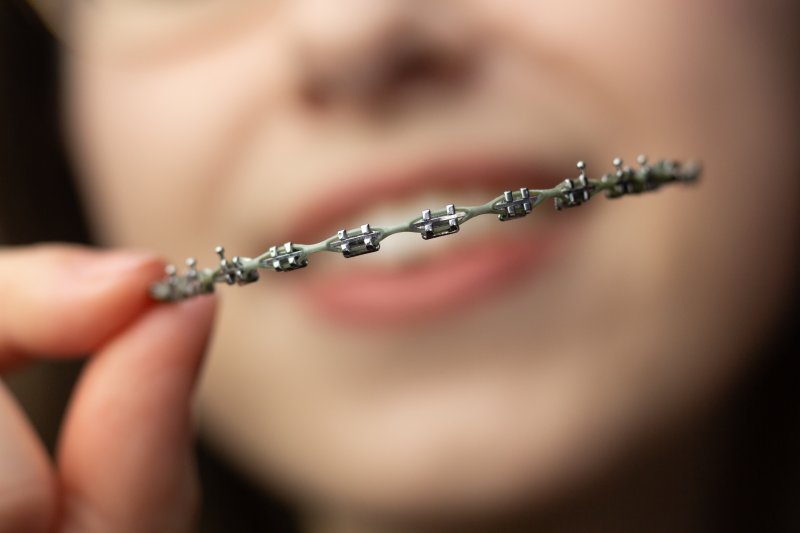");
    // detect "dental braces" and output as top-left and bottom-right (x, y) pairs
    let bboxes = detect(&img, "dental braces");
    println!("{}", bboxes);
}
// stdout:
(150, 155), (701, 302)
